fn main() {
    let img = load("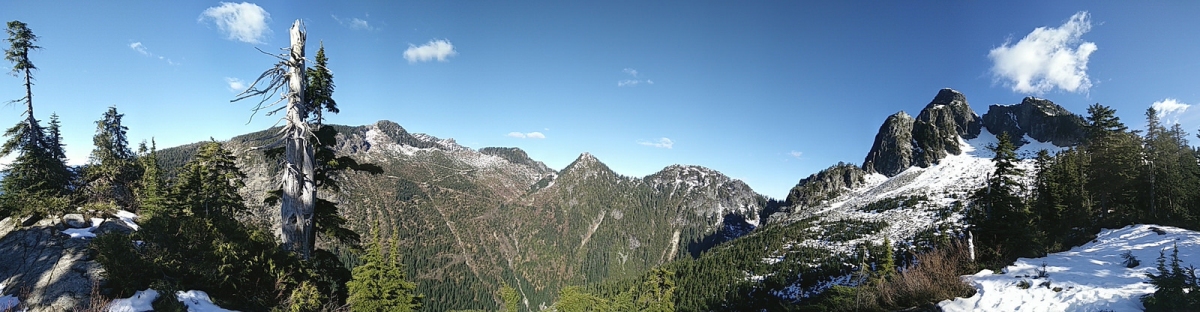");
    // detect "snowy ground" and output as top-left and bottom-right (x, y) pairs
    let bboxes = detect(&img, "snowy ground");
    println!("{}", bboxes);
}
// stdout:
(771, 129), (1067, 300)
(941, 224), (1200, 312)
(0, 282), (18, 311)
